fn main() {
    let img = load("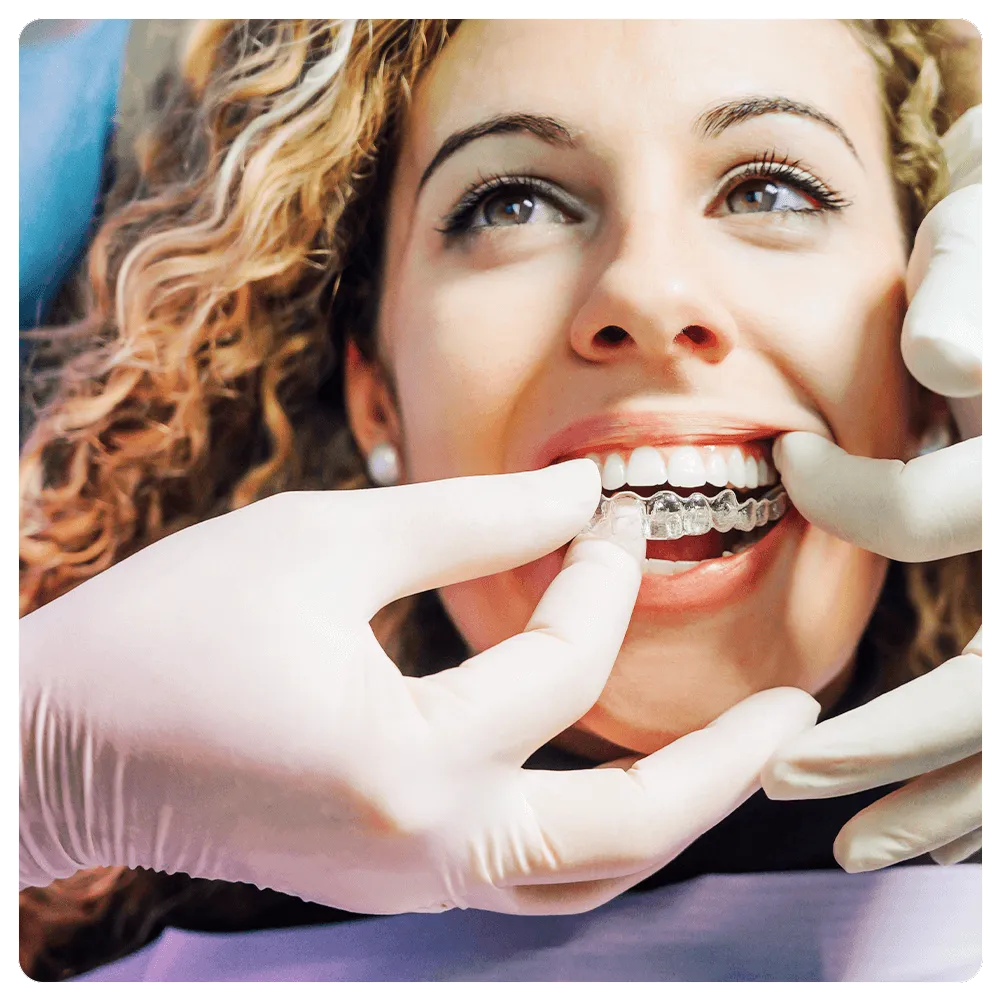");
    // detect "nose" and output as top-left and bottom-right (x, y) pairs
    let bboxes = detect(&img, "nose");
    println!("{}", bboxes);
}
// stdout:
(569, 220), (739, 367)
